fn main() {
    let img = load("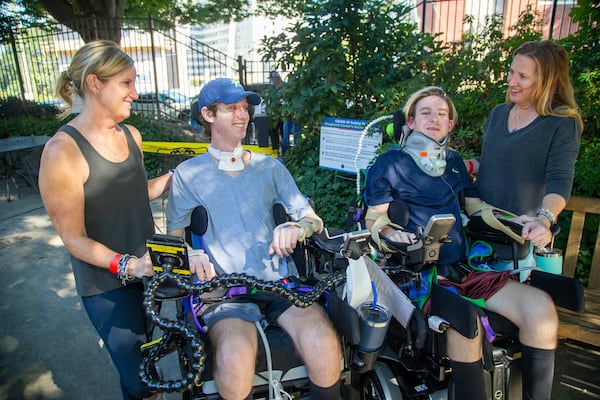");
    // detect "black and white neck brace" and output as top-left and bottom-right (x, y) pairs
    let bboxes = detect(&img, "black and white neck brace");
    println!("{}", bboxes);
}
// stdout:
(207, 145), (245, 172)
(402, 131), (448, 177)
